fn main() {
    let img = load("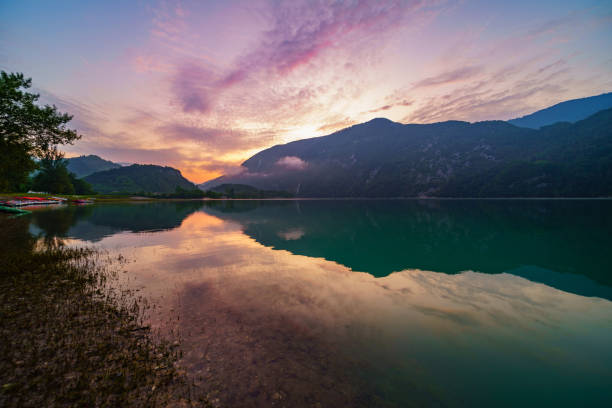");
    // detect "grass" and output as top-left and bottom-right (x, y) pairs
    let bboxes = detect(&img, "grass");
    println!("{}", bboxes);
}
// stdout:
(0, 215), (211, 407)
